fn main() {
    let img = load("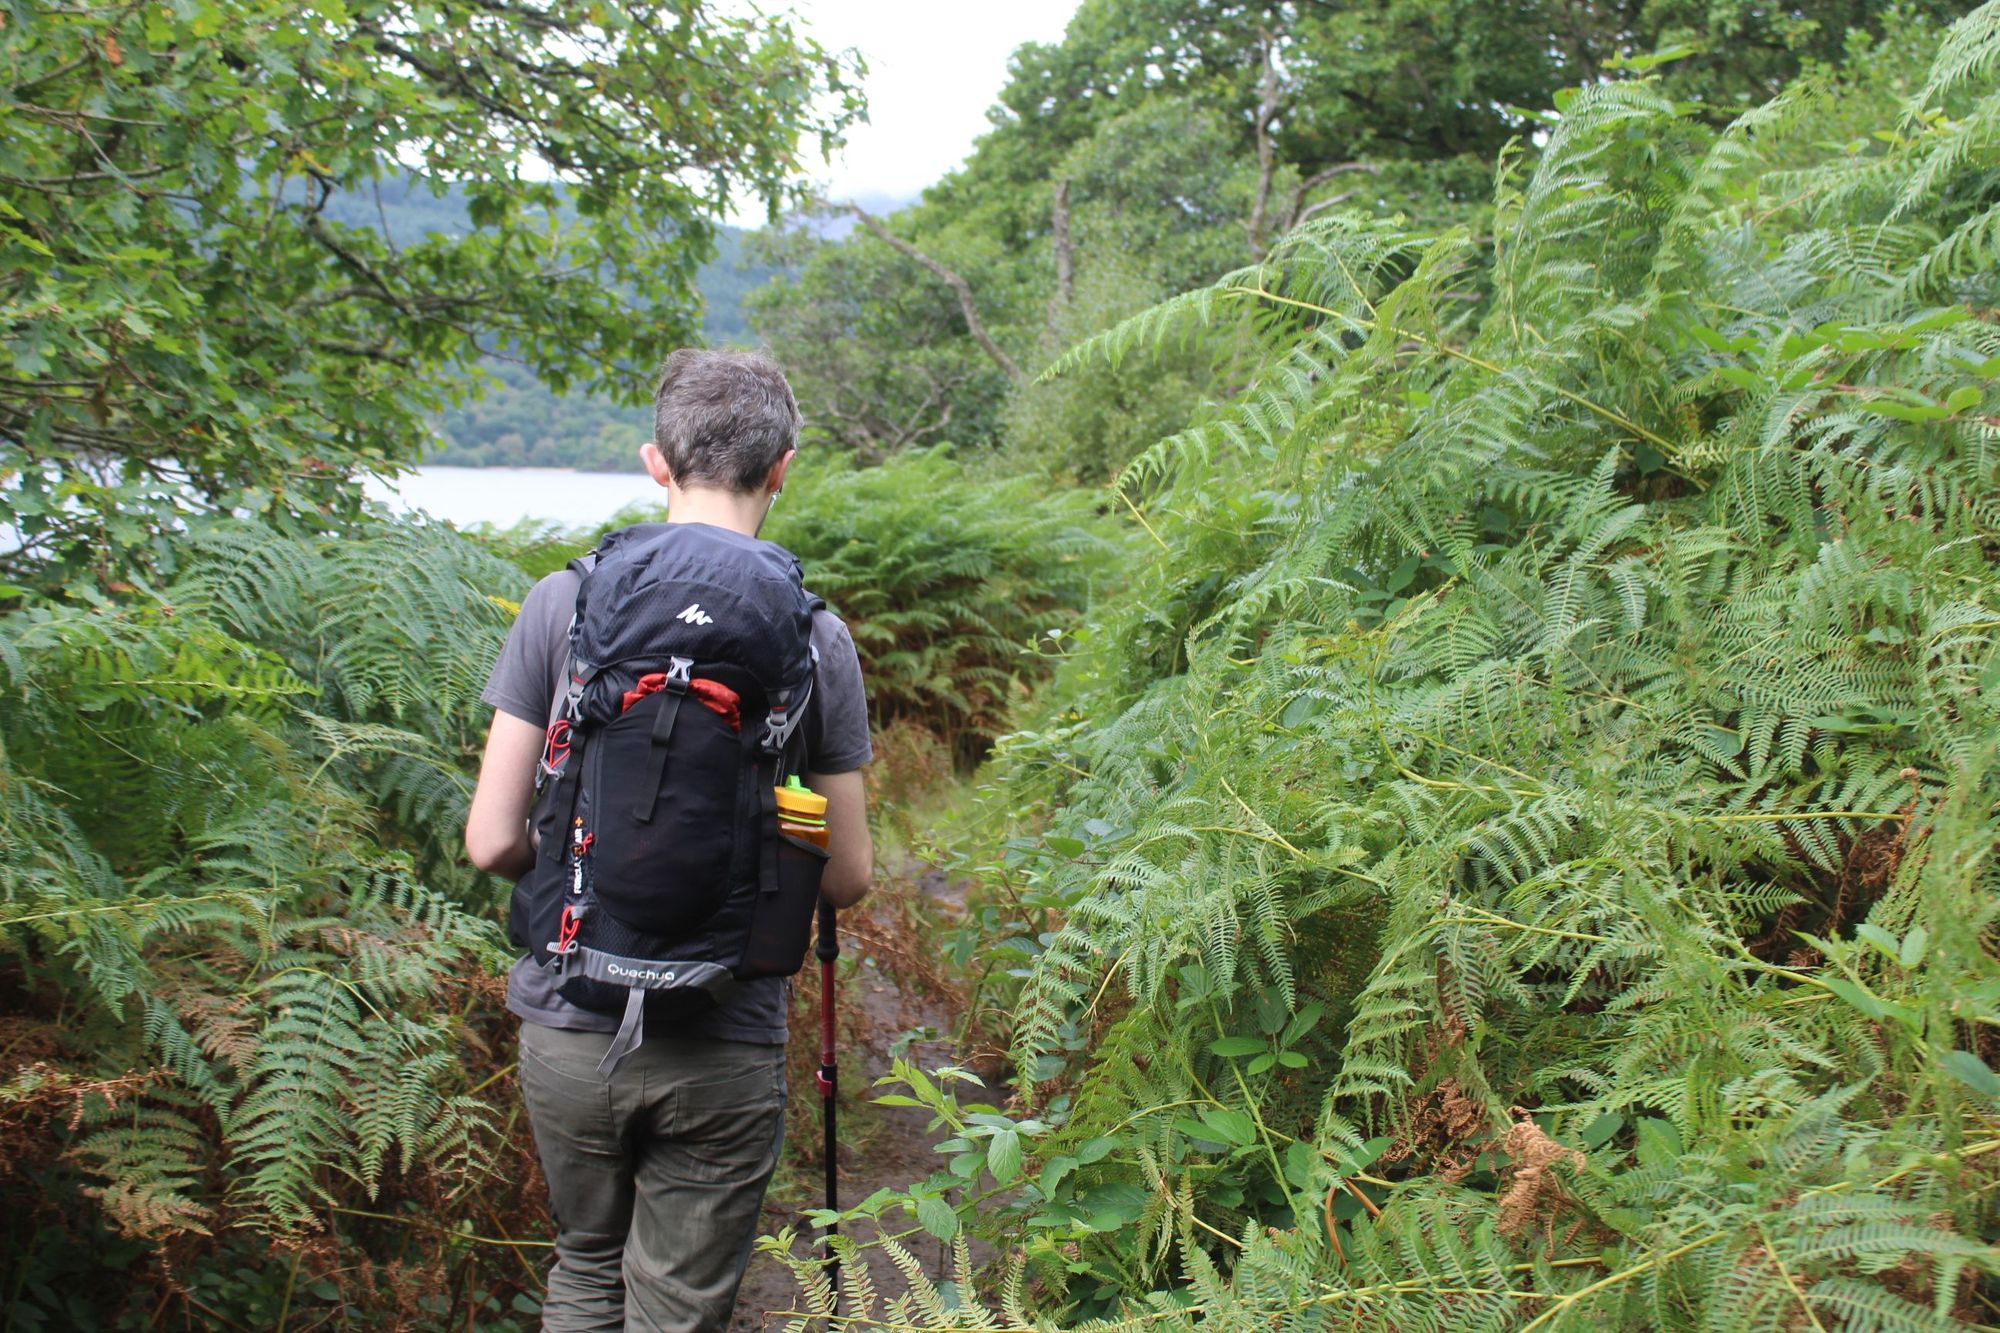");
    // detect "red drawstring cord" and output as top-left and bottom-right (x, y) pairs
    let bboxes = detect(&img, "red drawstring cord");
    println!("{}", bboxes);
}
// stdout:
(543, 719), (572, 771)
